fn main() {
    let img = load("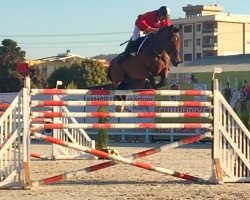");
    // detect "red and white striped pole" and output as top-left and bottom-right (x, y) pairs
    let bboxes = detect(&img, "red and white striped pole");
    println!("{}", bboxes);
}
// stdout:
(31, 100), (212, 108)
(30, 152), (52, 160)
(32, 123), (213, 131)
(32, 132), (211, 186)
(31, 111), (213, 119)
(32, 132), (208, 186)
(31, 88), (213, 97)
